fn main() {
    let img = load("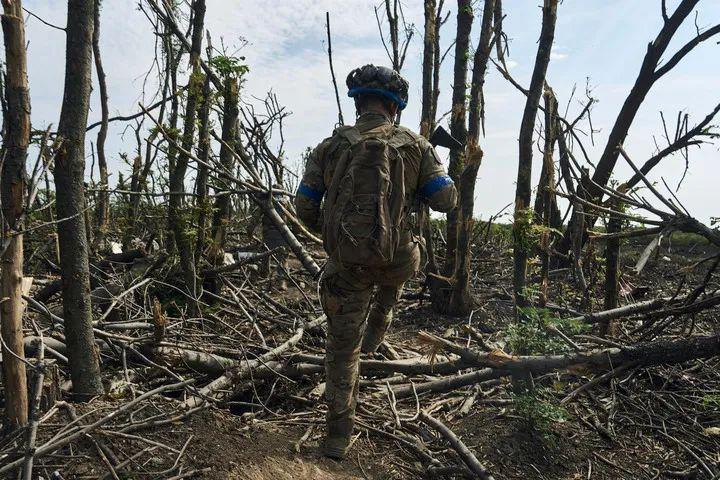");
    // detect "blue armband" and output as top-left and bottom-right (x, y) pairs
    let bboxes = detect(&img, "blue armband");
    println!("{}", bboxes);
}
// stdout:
(420, 175), (454, 199)
(297, 182), (324, 203)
